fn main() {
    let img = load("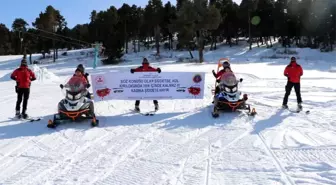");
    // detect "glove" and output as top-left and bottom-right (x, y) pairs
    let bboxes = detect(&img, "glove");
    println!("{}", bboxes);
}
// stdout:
(86, 84), (91, 88)
(60, 84), (64, 89)
(216, 79), (221, 83)
(85, 73), (89, 77)
(130, 69), (135, 73)
(285, 74), (289, 80)
(240, 78), (243, 82)
(212, 70), (217, 77)
(157, 68), (161, 73)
